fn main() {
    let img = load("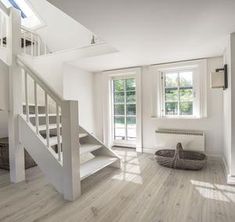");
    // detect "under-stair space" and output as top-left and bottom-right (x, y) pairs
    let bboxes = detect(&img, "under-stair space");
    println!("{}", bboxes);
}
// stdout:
(22, 103), (120, 180)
